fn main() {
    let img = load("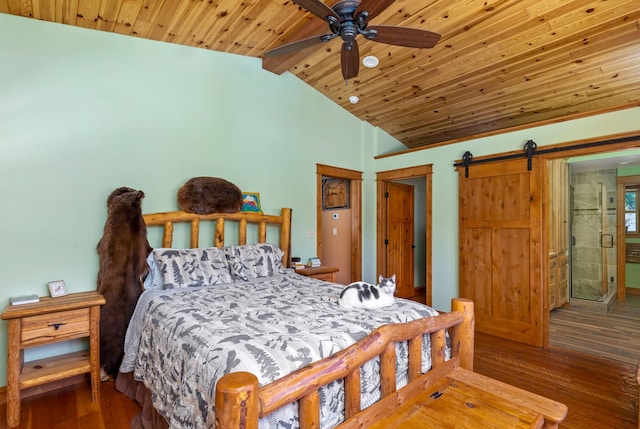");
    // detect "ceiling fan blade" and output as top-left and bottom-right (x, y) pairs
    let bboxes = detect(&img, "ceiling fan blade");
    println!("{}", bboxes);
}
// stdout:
(341, 41), (360, 80)
(354, 0), (395, 21)
(292, 0), (340, 22)
(369, 25), (441, 48)
(263, 34), (327, 57)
